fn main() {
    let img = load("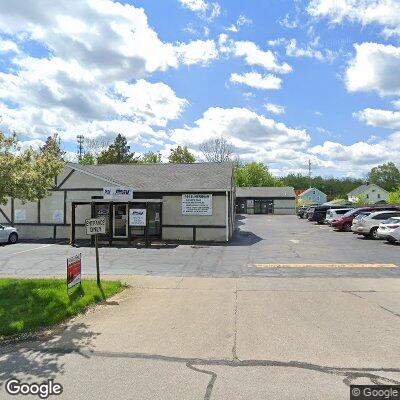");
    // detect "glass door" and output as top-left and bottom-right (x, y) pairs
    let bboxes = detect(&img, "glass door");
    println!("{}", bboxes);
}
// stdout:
(113, 204), (128, 238)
